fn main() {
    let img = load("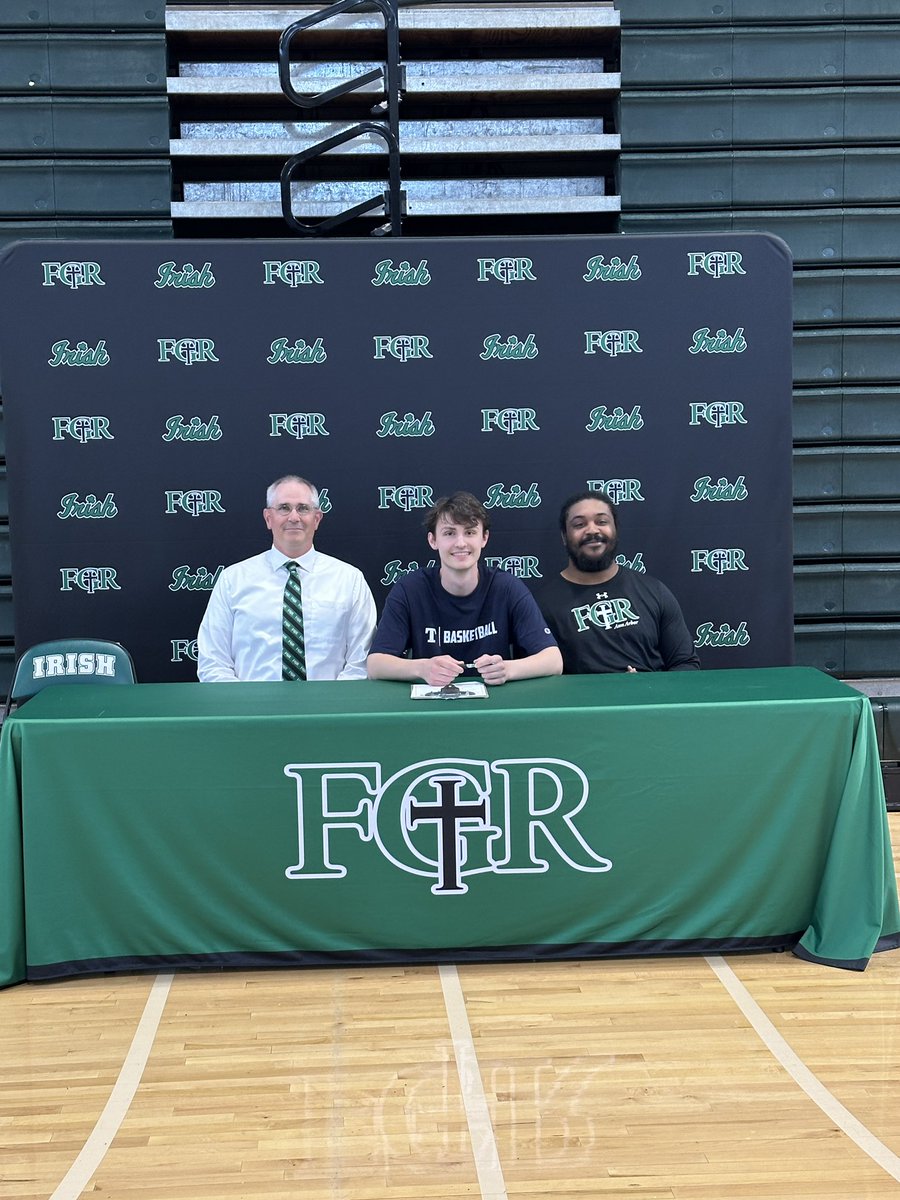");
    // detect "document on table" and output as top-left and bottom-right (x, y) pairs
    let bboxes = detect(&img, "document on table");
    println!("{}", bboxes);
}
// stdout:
(411, 681), (489, 700)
